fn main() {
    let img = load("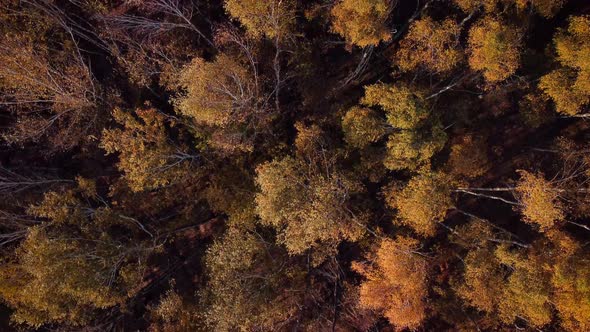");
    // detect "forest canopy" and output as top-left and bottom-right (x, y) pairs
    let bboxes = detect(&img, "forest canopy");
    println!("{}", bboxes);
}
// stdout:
(0, 0), (589, 331)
